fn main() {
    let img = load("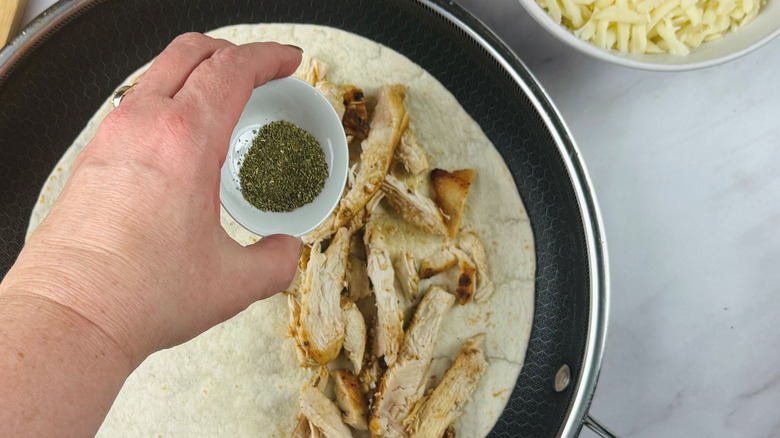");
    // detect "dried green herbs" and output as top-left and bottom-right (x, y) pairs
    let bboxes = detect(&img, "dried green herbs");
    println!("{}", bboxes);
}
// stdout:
(239, 121), (328, 212)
